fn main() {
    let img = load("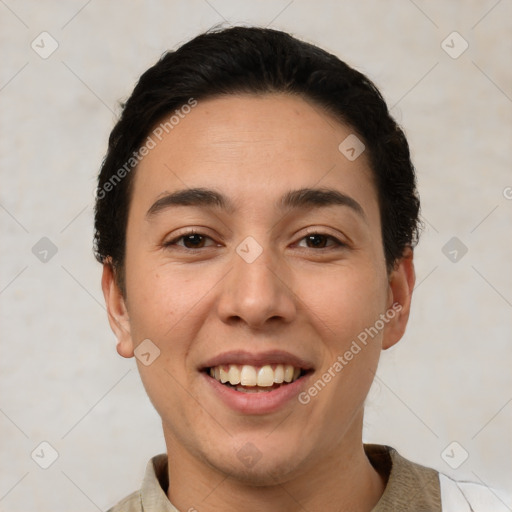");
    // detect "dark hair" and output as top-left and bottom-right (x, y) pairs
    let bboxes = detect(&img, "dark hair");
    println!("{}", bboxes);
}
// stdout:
(94, 25), (421, 290)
